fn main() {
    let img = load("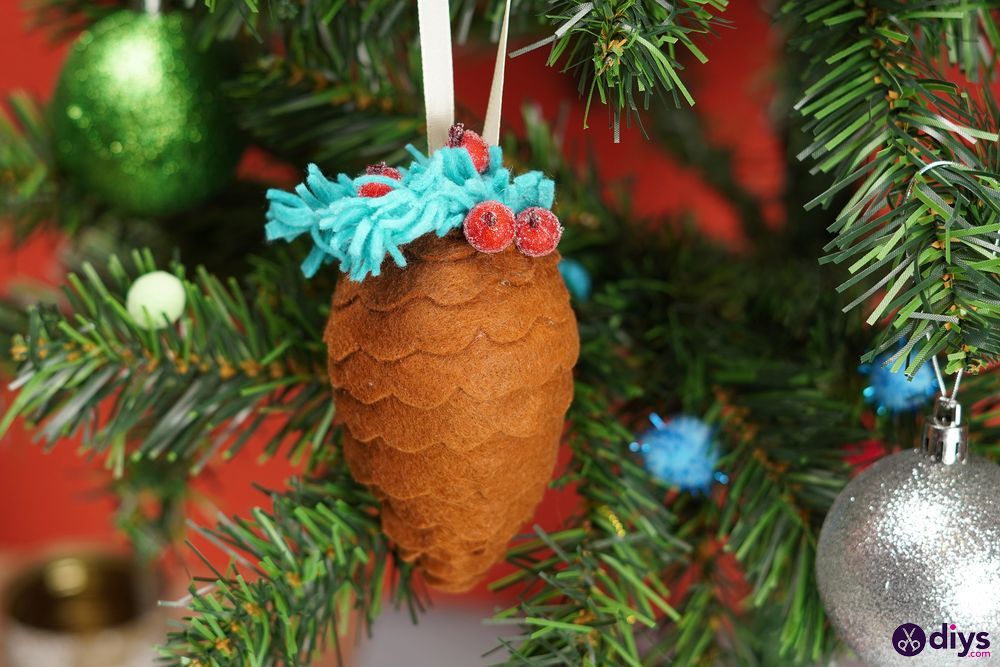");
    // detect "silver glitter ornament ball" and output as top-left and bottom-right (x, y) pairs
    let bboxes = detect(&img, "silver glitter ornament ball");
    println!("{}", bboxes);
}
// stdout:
(817, 448), (1000, 666)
